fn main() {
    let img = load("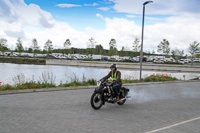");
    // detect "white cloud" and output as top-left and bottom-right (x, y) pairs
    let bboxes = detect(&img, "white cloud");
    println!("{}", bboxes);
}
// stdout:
(87, 13), (200, 54)
(98, 7), (110, 11)
(96, 13), (104, 19)
(56, 4), (81, 8)
(0, 0), (55, 28)
(84, 3), (98, 6)
(25, 22), (89, 49)
(86, 15), (140, 50)
(111, 0), (200, 15)
(126, 15), (139, 18)
(0, 0), (88, 50)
